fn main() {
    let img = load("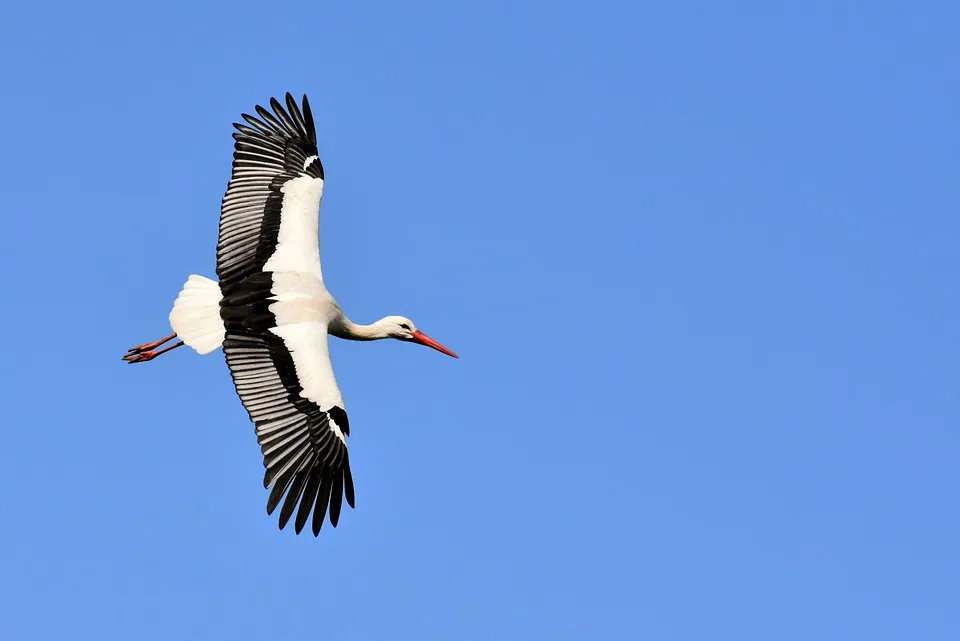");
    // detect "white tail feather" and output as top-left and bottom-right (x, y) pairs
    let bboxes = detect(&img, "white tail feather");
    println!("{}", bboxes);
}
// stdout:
(169, 275), (225, 355)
